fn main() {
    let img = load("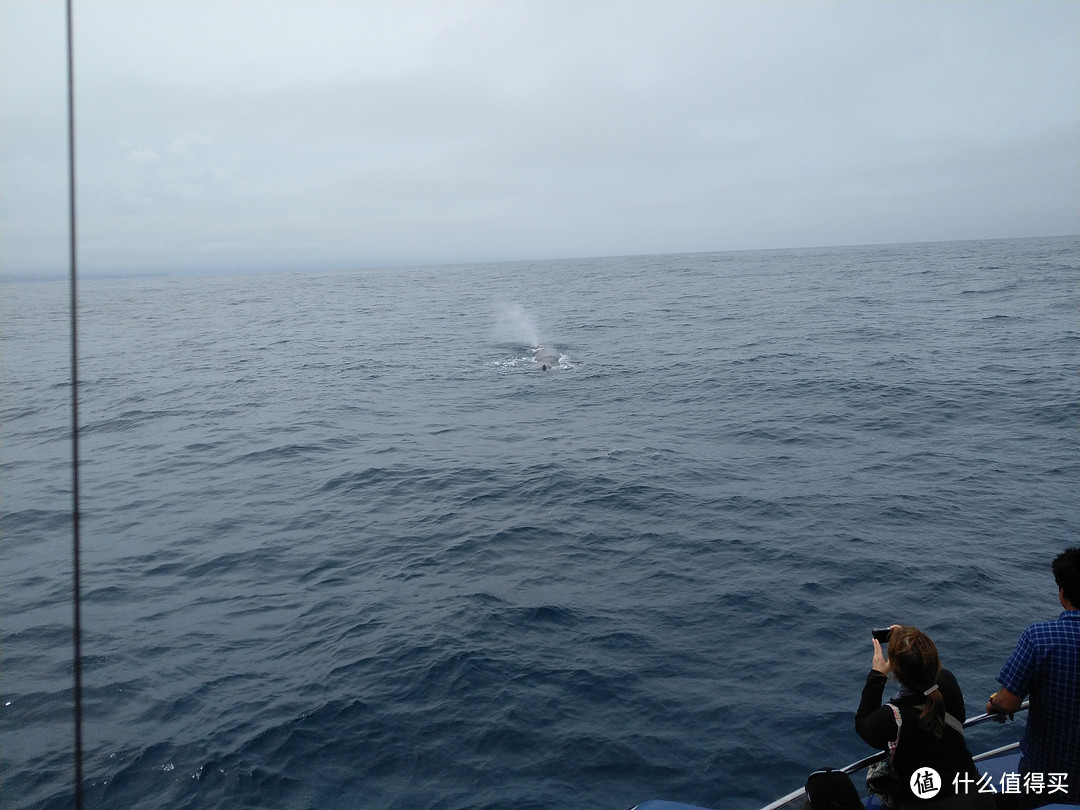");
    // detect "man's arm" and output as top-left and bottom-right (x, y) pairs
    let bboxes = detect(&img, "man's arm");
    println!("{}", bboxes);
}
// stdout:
(992, 626), (1035, 719)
